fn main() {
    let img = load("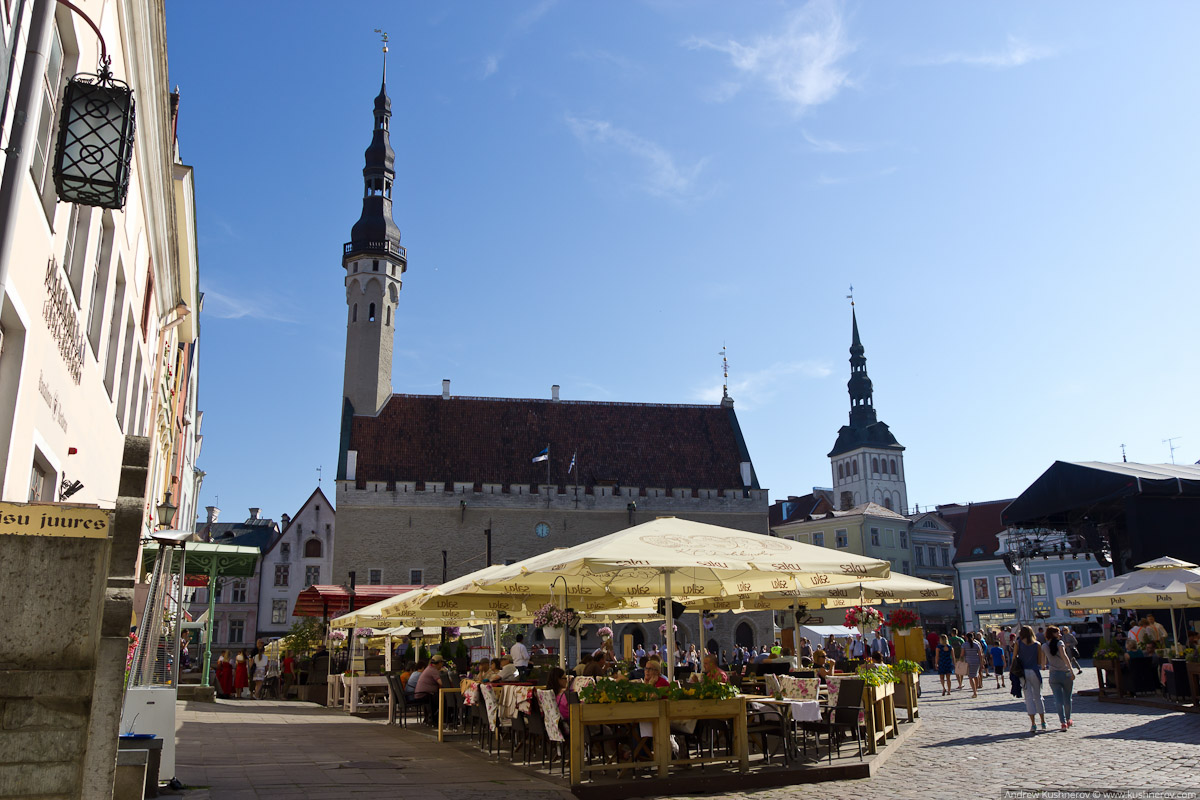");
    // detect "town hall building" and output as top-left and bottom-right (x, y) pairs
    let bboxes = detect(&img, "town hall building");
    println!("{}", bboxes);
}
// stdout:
(331, 63), (772, 652)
